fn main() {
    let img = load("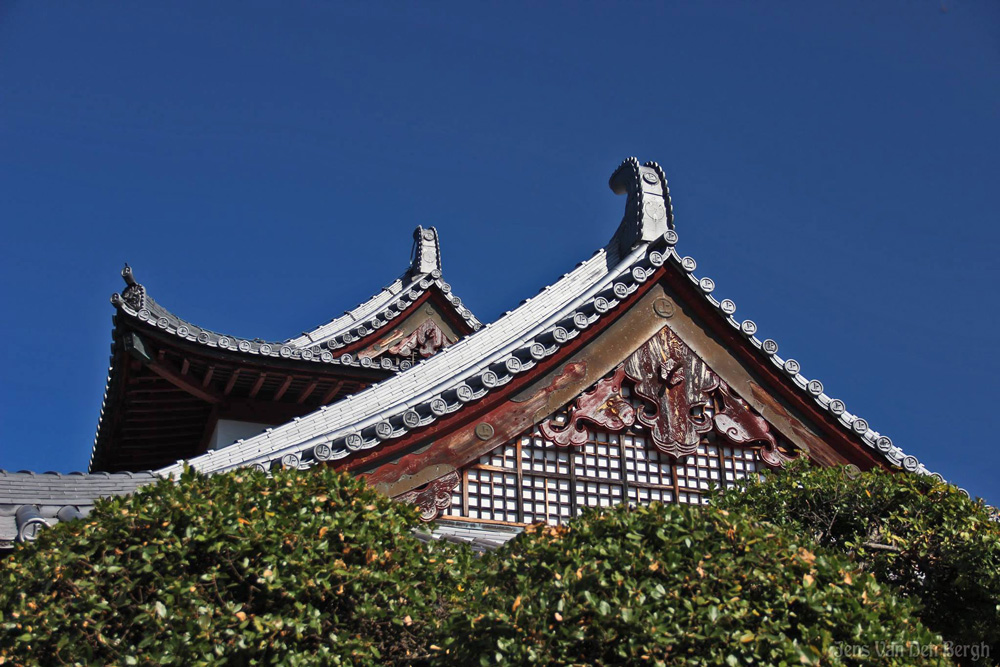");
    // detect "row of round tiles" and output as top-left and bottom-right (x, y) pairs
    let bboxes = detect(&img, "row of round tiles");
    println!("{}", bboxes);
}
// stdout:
(131, 284), (478, 365)
(131, 308), (419, 371)
(304, 274), (481, 349)
(666, 246), (930, 478)
(242, 247), (662, 473)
